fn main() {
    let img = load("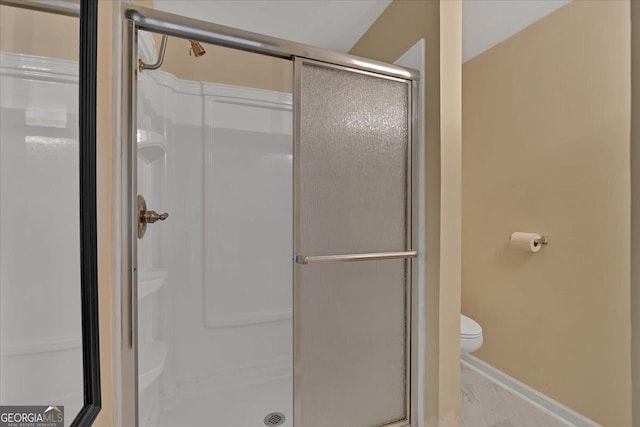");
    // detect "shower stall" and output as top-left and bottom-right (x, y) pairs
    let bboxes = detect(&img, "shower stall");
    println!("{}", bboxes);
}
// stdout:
(119, 4), (420, 427)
